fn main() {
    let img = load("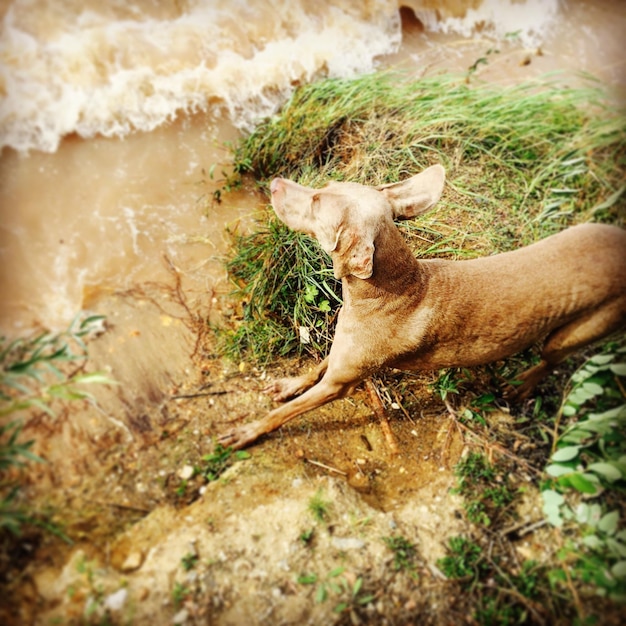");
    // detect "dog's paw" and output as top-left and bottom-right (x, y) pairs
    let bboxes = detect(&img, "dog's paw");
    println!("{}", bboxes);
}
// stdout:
(263, 377), (307, 402)
(217, 423), (261, 450)
(262, 380), (286, 400)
